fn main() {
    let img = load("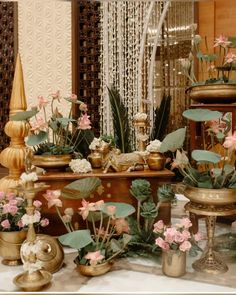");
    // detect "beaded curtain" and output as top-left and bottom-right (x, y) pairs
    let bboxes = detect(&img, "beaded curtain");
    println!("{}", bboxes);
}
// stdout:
(100, 1), (193, 150)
